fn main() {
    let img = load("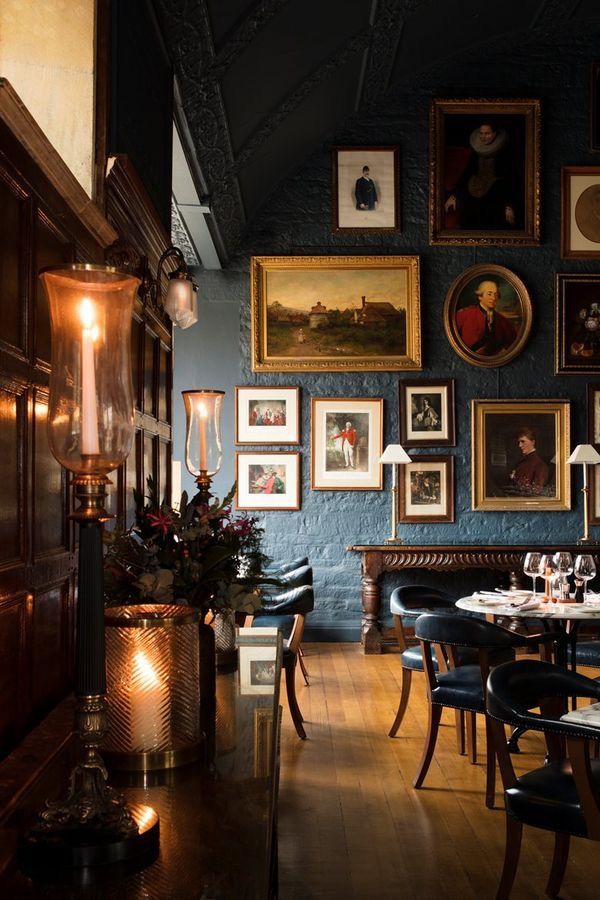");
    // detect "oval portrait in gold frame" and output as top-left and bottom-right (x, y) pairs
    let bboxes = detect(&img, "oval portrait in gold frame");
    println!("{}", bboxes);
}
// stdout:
(443, 263), (532, 368)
